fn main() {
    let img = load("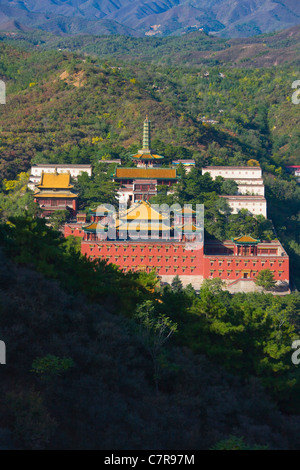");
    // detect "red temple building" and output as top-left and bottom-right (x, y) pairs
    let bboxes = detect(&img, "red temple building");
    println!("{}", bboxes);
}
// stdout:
(34, 172), (78, 217)
(66, 201), (290, 293)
